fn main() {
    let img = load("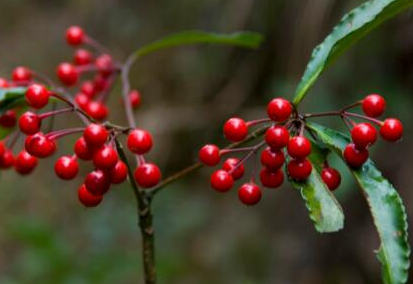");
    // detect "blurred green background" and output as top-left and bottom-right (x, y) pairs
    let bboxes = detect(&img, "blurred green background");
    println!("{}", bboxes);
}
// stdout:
(1, 0), (413, 283)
